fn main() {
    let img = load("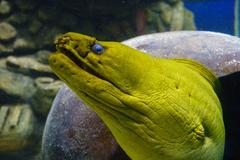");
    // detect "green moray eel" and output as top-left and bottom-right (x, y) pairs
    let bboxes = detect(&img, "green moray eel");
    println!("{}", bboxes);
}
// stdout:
(49, 32), (225, 160)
